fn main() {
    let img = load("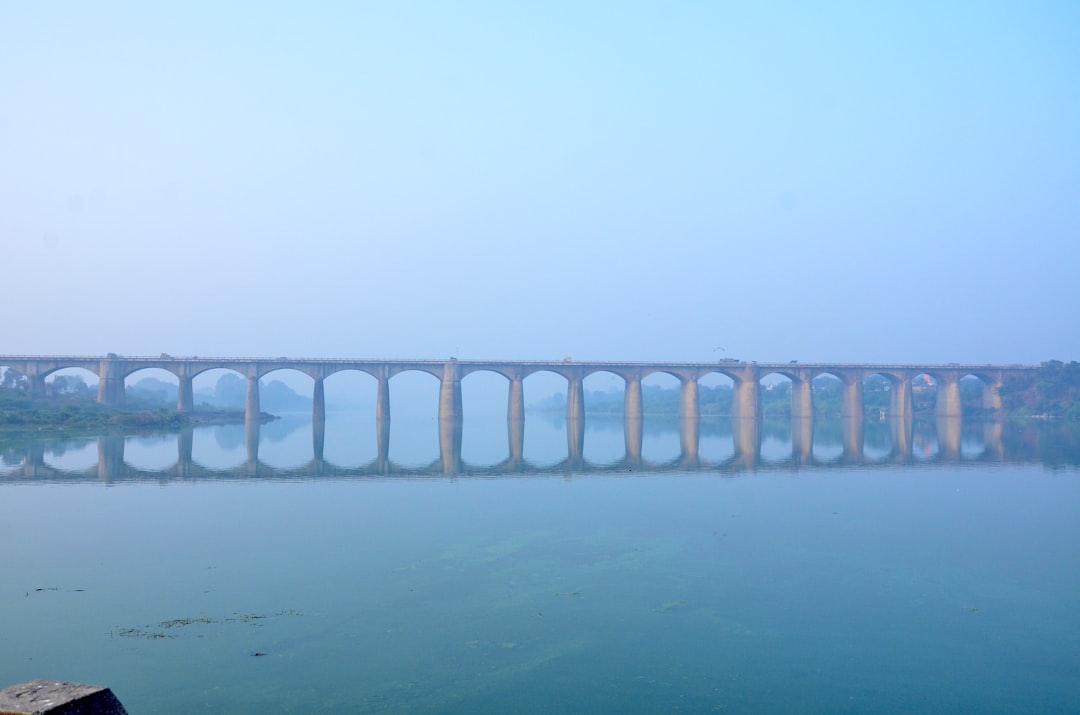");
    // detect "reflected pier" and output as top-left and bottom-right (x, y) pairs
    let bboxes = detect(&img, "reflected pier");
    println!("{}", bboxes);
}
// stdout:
(2, 412), (1030, 484)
